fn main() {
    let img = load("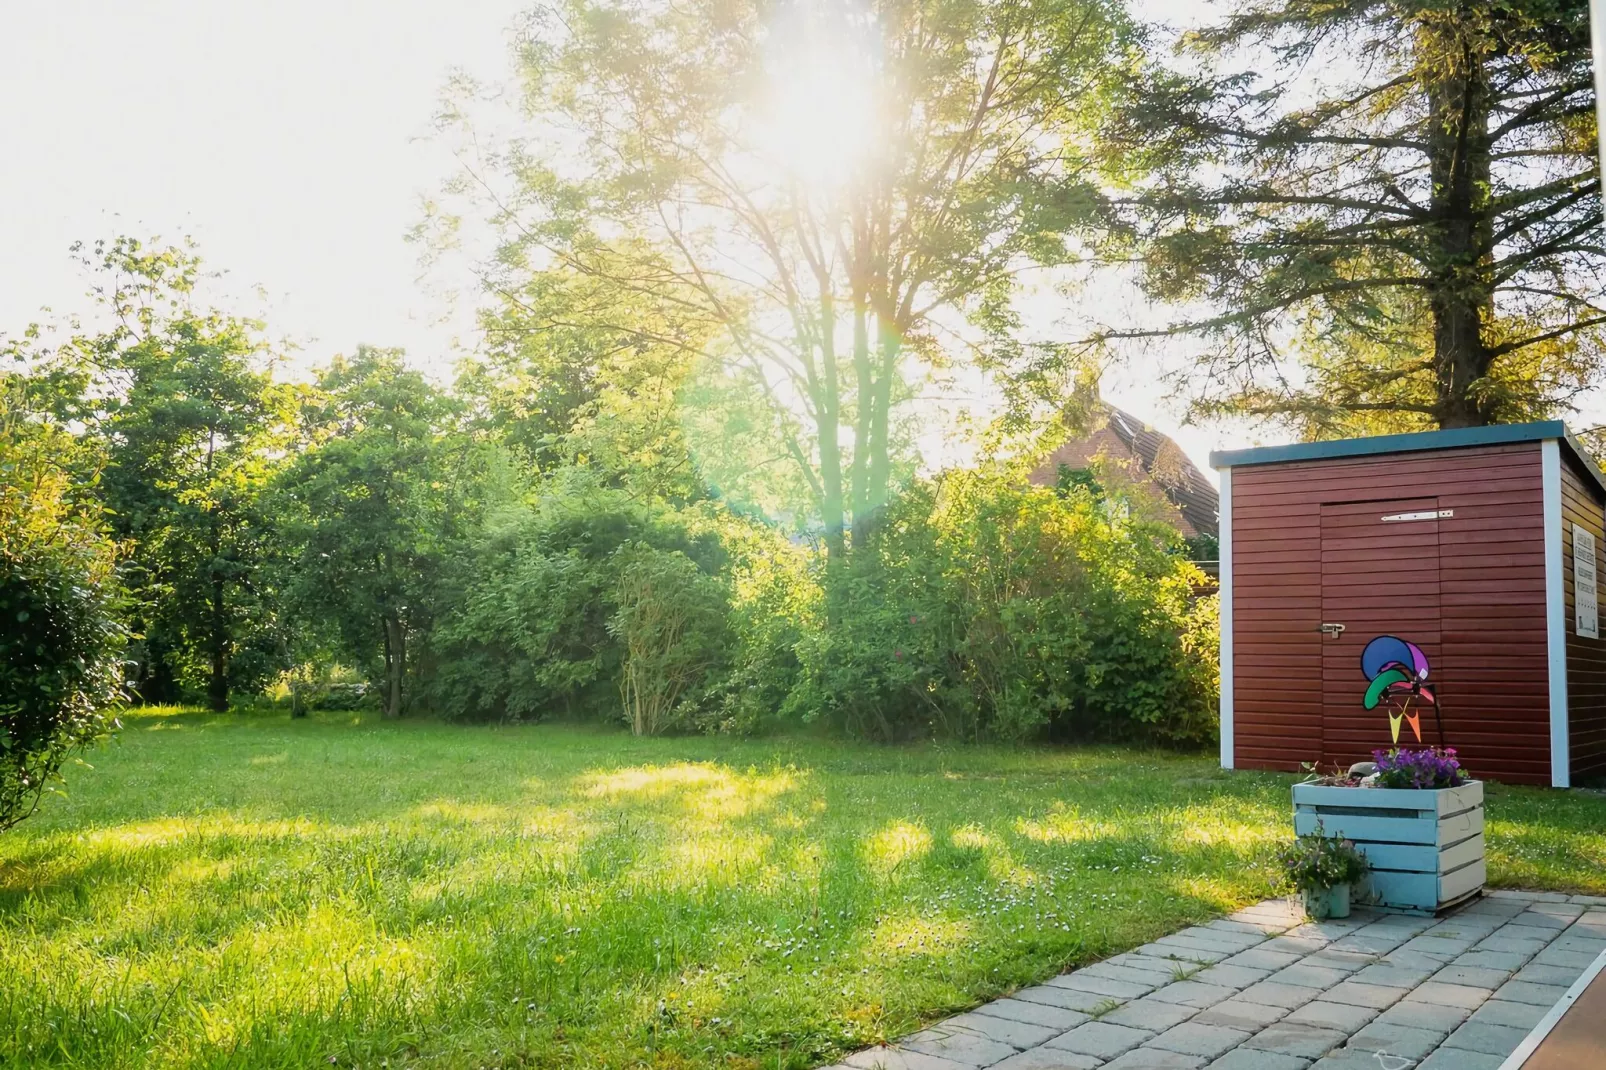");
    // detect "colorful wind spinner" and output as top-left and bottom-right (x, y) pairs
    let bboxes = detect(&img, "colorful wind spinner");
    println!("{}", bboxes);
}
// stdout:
(1361, 635), (1436, 744)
